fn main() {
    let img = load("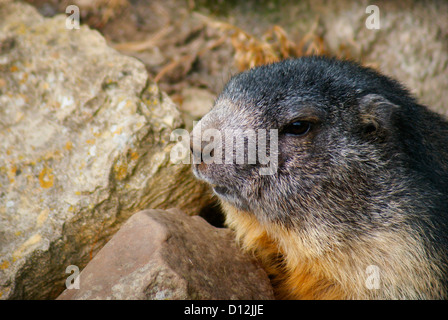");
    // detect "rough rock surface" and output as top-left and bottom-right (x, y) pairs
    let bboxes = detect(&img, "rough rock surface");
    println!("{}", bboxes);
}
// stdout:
(0, 2), (211, 299)
(57, 209), (274, 300)
(319, 0), (448, 116)
(222, 0), (448, 116)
